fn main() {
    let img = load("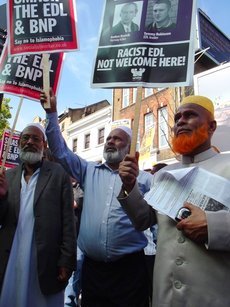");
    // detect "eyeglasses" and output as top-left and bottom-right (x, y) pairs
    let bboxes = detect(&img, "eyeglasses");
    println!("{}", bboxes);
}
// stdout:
(20, 134), (44, 143)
